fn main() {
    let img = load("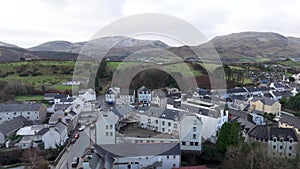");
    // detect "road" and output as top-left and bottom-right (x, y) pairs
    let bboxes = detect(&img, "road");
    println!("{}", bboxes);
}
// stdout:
(57, 131), (90, 169)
